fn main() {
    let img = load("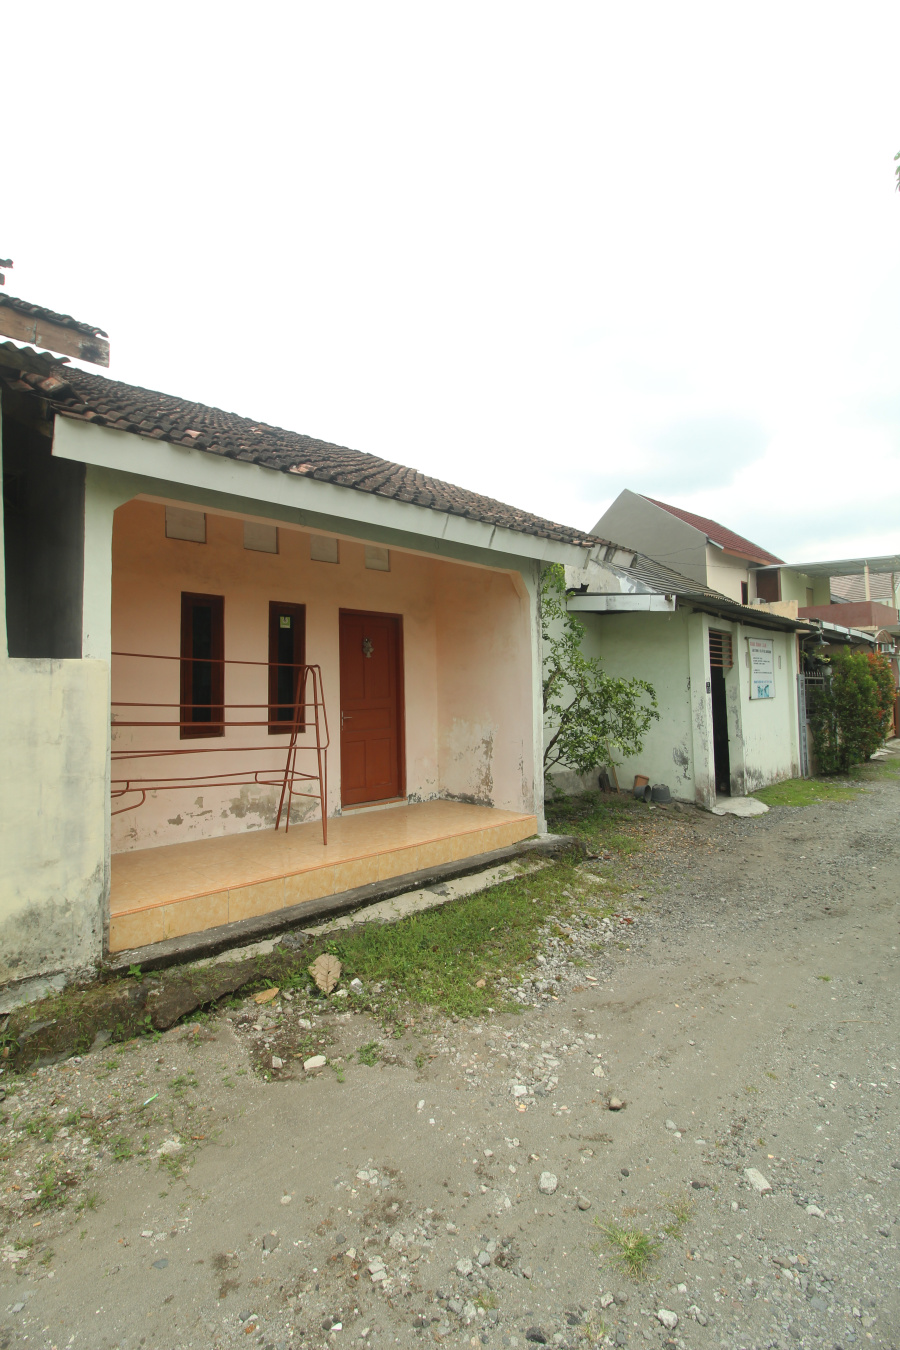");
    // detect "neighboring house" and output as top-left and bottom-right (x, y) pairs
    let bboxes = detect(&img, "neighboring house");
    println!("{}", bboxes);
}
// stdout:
(1, 327), (610, 1000)
(751, 554), (900, 636)
(593, 489), (785, 606)
(554, 551), (809, 808)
